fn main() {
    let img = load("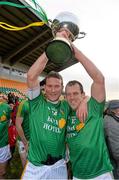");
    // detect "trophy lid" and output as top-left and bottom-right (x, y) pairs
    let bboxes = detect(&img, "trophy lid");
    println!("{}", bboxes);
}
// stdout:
(52, 11), (80, 41)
